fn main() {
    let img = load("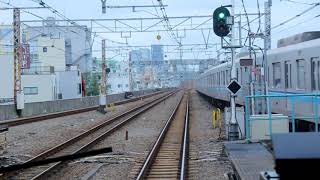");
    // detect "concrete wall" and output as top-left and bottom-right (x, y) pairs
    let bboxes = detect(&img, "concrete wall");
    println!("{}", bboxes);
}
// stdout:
(0, 88), (172, 121)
